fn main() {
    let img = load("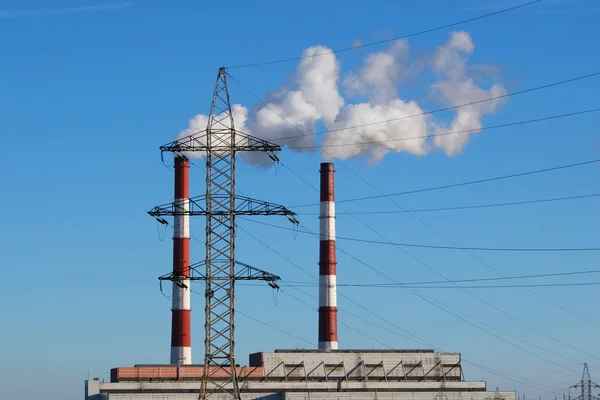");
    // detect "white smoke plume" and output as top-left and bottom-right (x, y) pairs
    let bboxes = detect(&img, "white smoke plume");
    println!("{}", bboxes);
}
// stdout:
(243, 46), (344, 166)
(325, 39), (430, 163)
(176, 31), (506, 165)
(428, 32), (507, 156)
